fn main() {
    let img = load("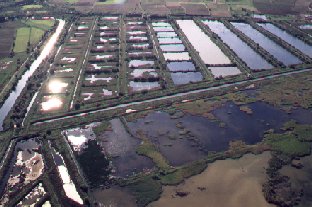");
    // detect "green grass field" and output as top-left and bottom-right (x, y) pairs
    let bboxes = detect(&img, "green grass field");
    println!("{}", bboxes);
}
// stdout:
(265, 133), (310, 157)
(23, 19), (55, 31)
(13, 20), (55, 53)
(14, 27), (30, 53)
(22, 4), (43, 10)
